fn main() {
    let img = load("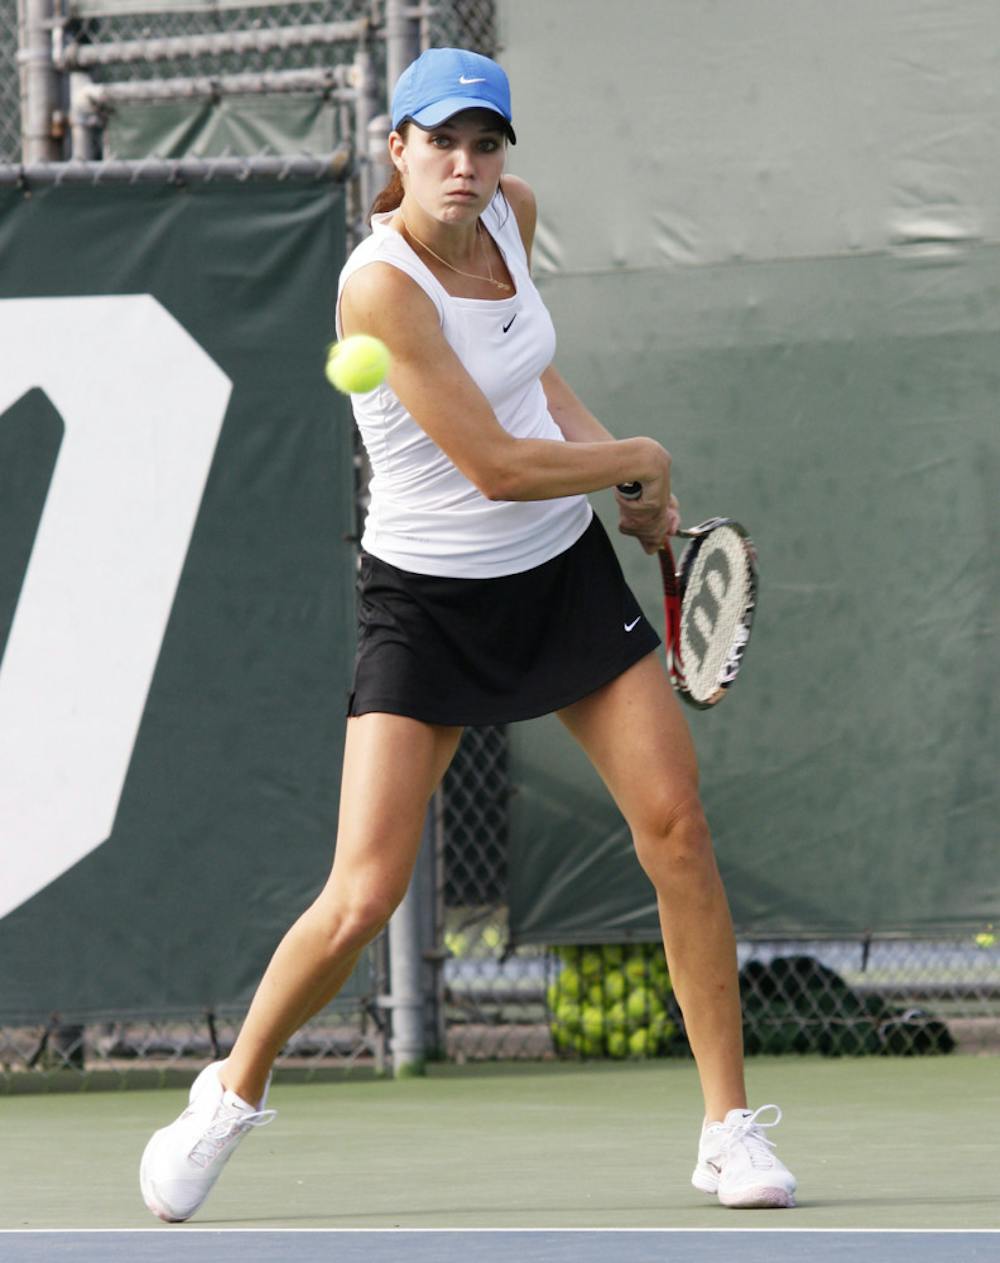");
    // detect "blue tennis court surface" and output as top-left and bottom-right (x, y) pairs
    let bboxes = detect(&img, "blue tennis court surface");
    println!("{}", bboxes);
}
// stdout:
(1, 1231), (997, 1263)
